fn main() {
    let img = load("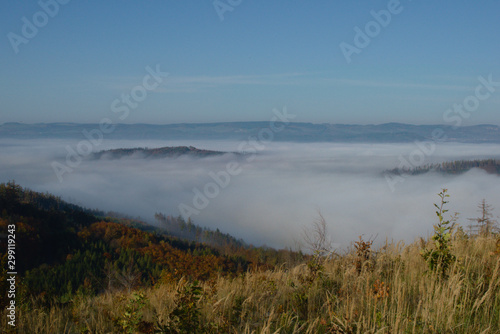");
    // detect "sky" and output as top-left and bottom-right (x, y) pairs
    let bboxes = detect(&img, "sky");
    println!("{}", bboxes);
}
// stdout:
(1, 0), (499, 125)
